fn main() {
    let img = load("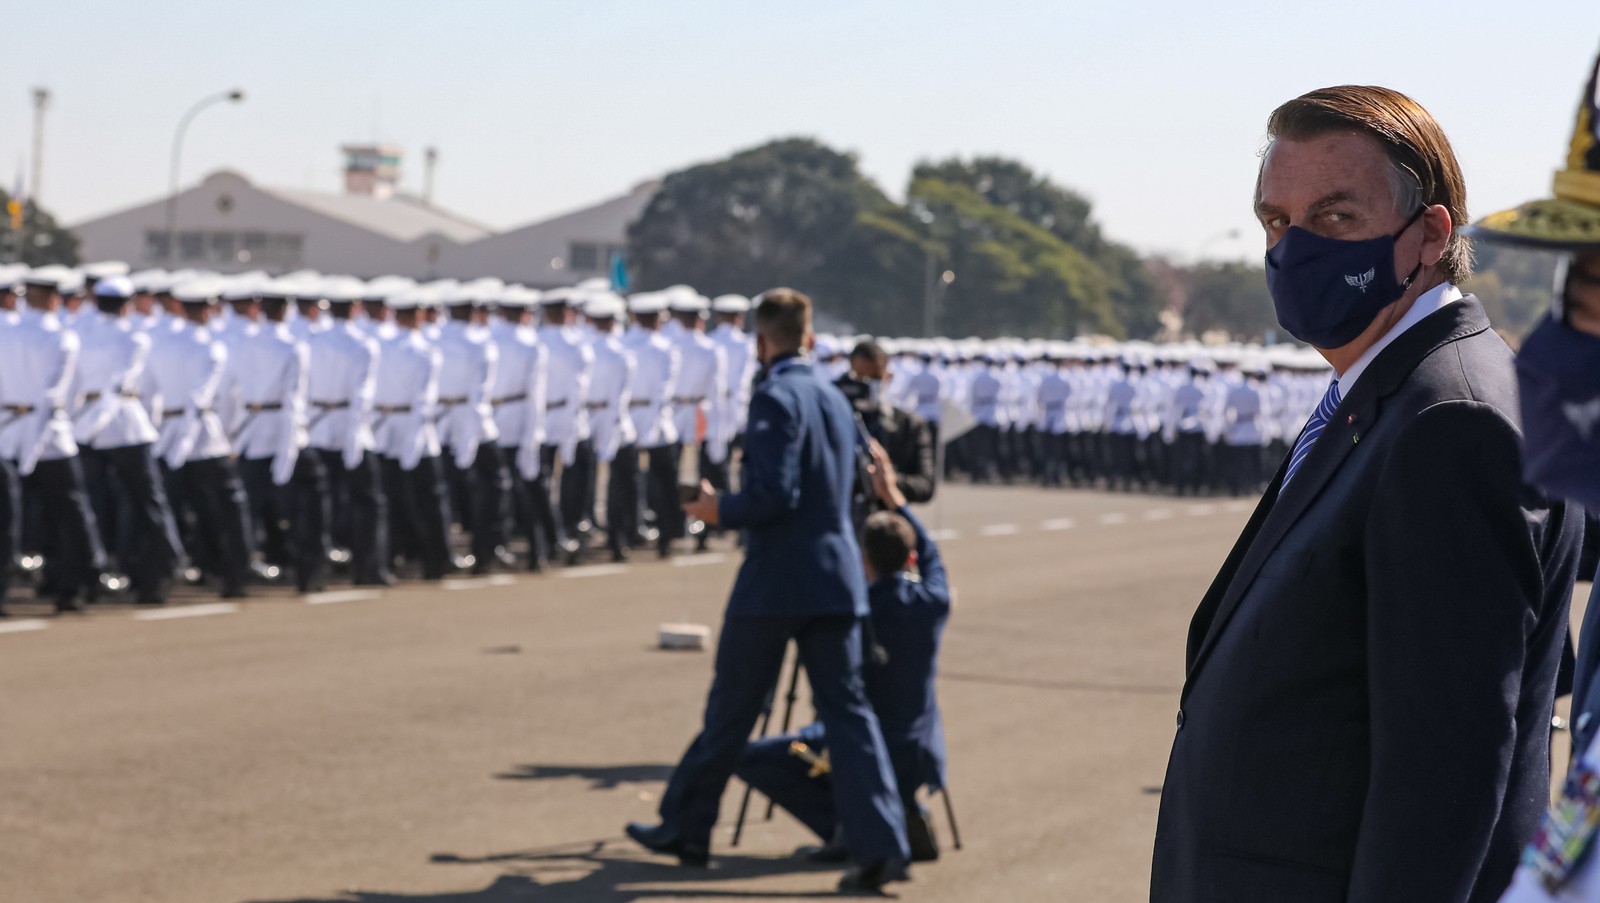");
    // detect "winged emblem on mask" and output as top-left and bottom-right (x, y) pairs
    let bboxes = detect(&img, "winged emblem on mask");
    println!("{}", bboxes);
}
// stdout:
(1344, 268), (1376, 293)
(1562, 396), (1600, 440)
